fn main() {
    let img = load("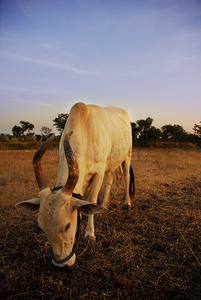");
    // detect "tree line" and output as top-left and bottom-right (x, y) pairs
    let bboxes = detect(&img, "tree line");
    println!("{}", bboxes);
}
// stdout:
(1, 113), (201, 147)
(131, 118), (201, 147)
(8, 114), (68, 142)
